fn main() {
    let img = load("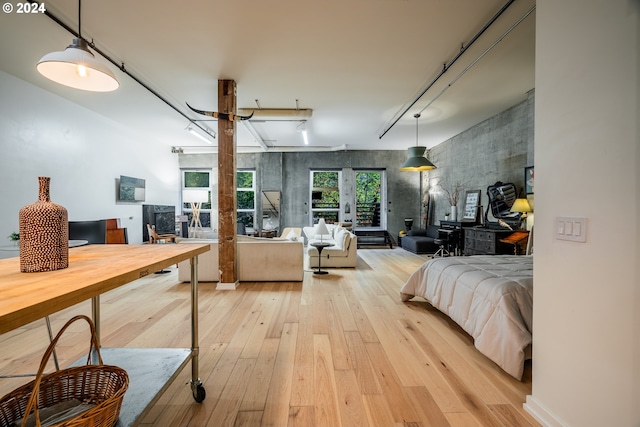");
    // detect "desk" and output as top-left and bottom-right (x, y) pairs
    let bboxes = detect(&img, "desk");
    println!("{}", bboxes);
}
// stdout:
(0, 244), (210, 426)
(310, 242), (333, 275)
